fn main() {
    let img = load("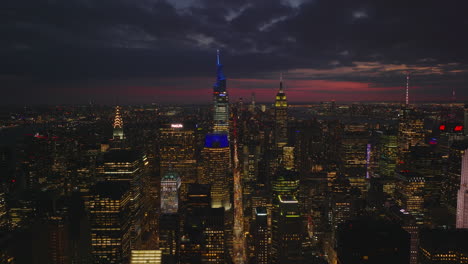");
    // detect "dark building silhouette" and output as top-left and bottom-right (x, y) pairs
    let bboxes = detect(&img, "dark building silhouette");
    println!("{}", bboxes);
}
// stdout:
(419, 229), (468, 264)
(336, 217), (410, 264)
